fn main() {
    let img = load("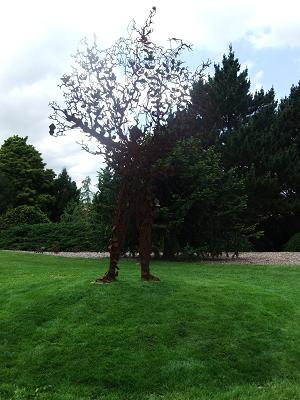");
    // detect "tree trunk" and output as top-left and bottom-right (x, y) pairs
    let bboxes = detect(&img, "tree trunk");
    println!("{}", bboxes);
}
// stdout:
(137, 186), (160, 281)
(95, 181), (132, 283)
